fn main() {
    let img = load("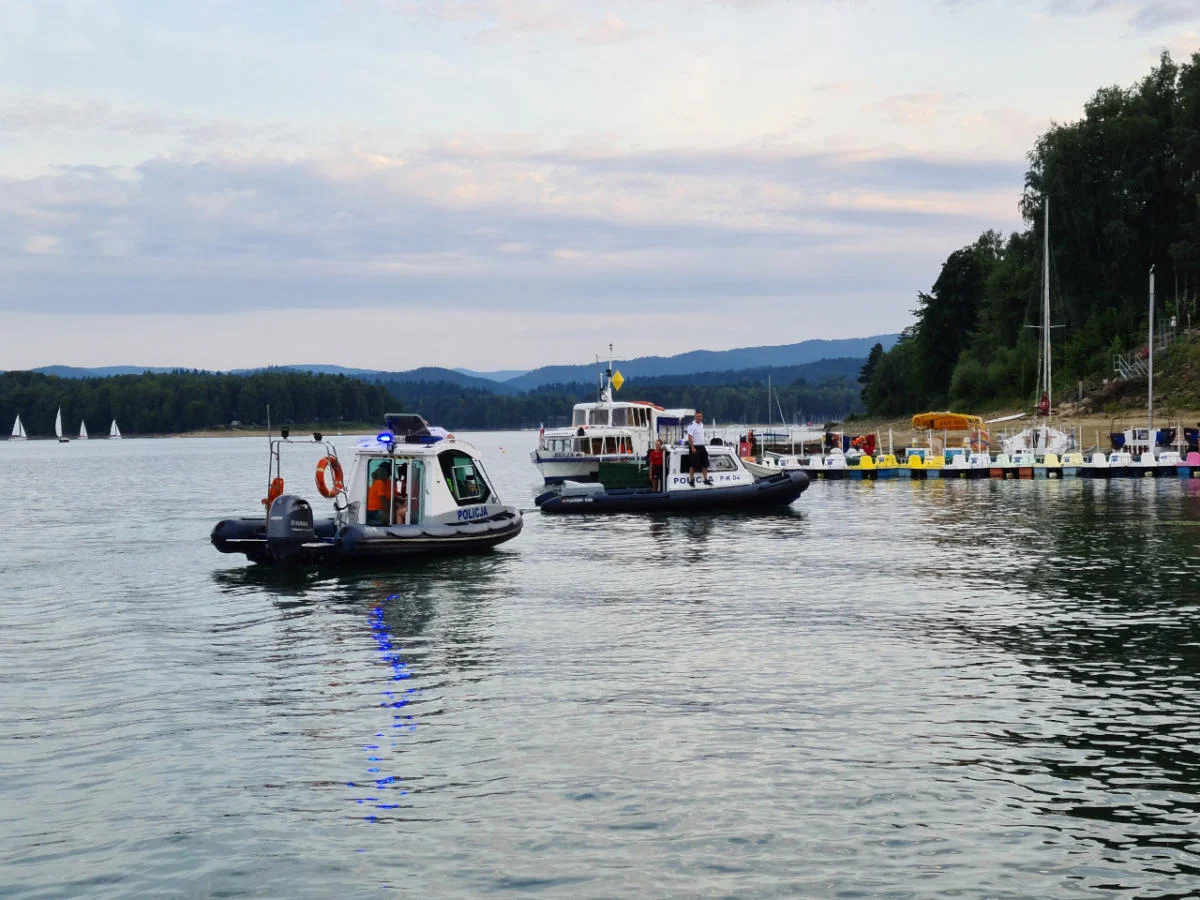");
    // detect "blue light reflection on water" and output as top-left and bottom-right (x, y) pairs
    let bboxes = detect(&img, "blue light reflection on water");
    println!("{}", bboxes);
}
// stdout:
(350, 595), (416, 822)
